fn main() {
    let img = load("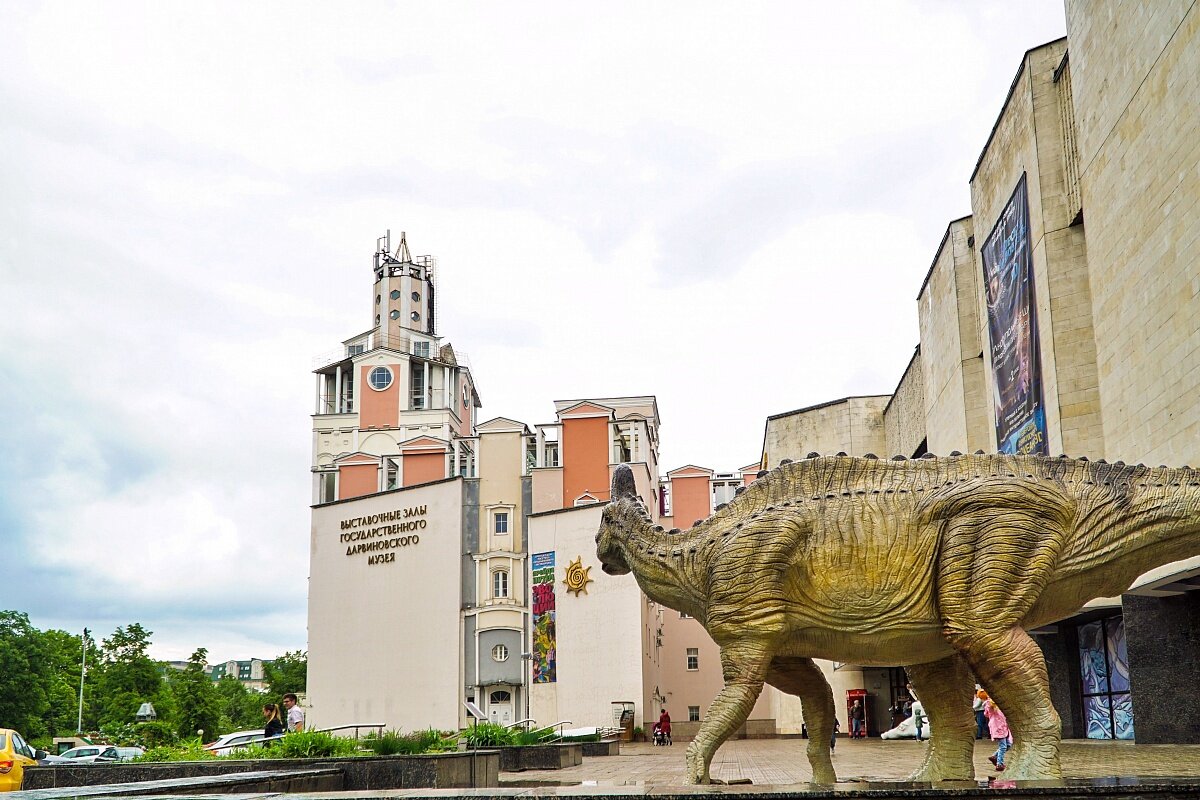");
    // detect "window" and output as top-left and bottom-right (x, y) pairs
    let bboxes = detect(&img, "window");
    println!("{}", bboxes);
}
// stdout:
(376, 294), (381, 305)
(390, 289), (401, 300)
(490, 690), (511, 703)
(412, 291), (421, 302)
(686, 648), (699, 671)
(385, 459), (399, 491)
(493, 570), (509, 599)
(410, 366), (426, 408)
(347, 343), (365, 356)
(679, 612), (691, 619)
(494, 511), (509, 534)
(413, 340), (431, 358)
(389, 310), (400, 320)
(544, 441), (559, 468)
(368, 366), (393, 390)
(688, 706), (700, 722)
(492, 644), (509, 662)
(411, 311), (421, 321)
(319, 472), (336, 503)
